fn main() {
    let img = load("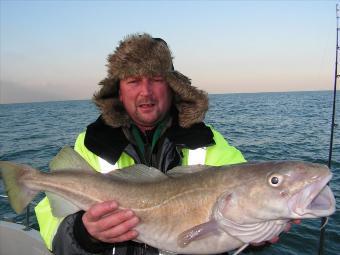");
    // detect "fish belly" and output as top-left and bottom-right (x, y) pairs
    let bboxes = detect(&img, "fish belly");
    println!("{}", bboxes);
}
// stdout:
(130, 189), (243, 254)
(136, 223), (242, 254)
